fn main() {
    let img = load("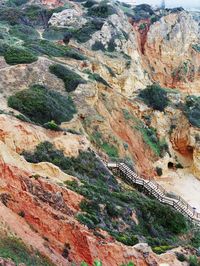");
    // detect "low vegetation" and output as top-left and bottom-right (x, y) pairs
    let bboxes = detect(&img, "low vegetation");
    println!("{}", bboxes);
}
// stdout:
(90, 130), (119, 158)
(123, 109), (168, 157)
(87, 2), (117, 18)
(0, 235), (53, 266)
(9, 24), (40, 41)
(139, 84), (169, 111)
(25, 39), (86, 60)
(4, 46), (38, 65)
(8, 84), (76, 125)
(49, 64), (86, 92)
(22, 142), (190, 248)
